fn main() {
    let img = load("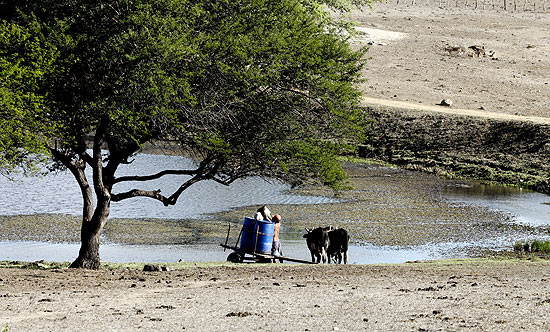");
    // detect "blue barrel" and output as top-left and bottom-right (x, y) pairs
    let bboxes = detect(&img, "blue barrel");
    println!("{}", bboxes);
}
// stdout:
(253, 220), (274, 254)
(240, 217), (256, 252)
